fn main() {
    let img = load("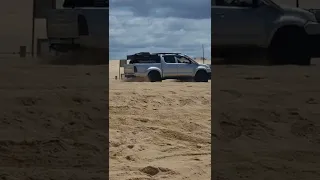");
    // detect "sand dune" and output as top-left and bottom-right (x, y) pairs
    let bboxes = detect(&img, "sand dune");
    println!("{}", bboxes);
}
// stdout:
(109, 60), (211, 180)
